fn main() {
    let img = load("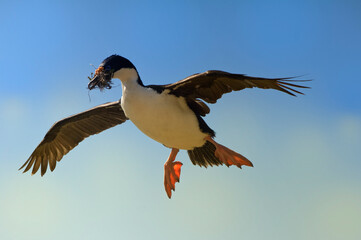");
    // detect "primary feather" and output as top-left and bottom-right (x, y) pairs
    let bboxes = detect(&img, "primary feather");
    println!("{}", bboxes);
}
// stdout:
(164, 70), (309, 103)
(19, 101), (127, 176)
